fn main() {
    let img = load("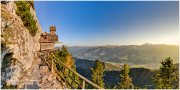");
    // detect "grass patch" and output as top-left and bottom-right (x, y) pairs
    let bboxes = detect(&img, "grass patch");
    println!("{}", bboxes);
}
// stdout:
(15, 1), (37, 36)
